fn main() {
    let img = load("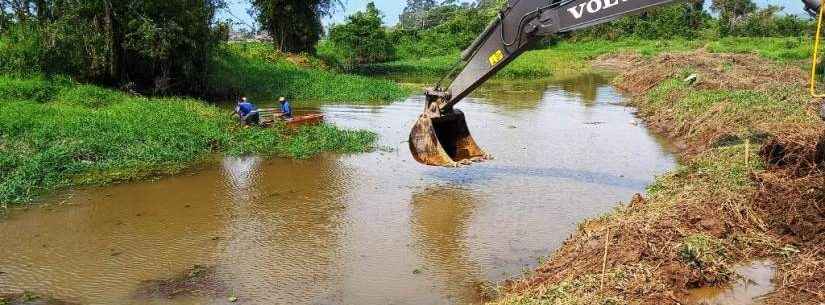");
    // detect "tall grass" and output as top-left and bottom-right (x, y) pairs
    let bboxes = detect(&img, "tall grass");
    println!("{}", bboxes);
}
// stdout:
(0, 75), (378, 204)
(208, 43), (410, 105)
